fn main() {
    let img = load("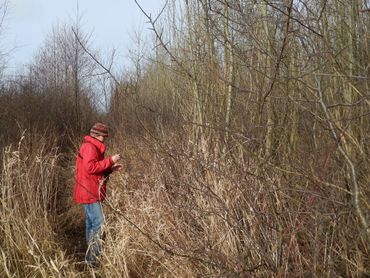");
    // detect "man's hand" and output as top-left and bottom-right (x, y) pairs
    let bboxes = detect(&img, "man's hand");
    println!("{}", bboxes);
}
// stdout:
(111, 163), (123, 172)
(111, 154), (121, 163)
